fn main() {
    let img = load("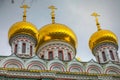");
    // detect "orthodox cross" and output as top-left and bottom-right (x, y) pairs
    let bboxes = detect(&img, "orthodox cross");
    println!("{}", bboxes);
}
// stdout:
(91, 12), (101, 31)
(48, 5), (57, 24)
(20, 4), (30, 21)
